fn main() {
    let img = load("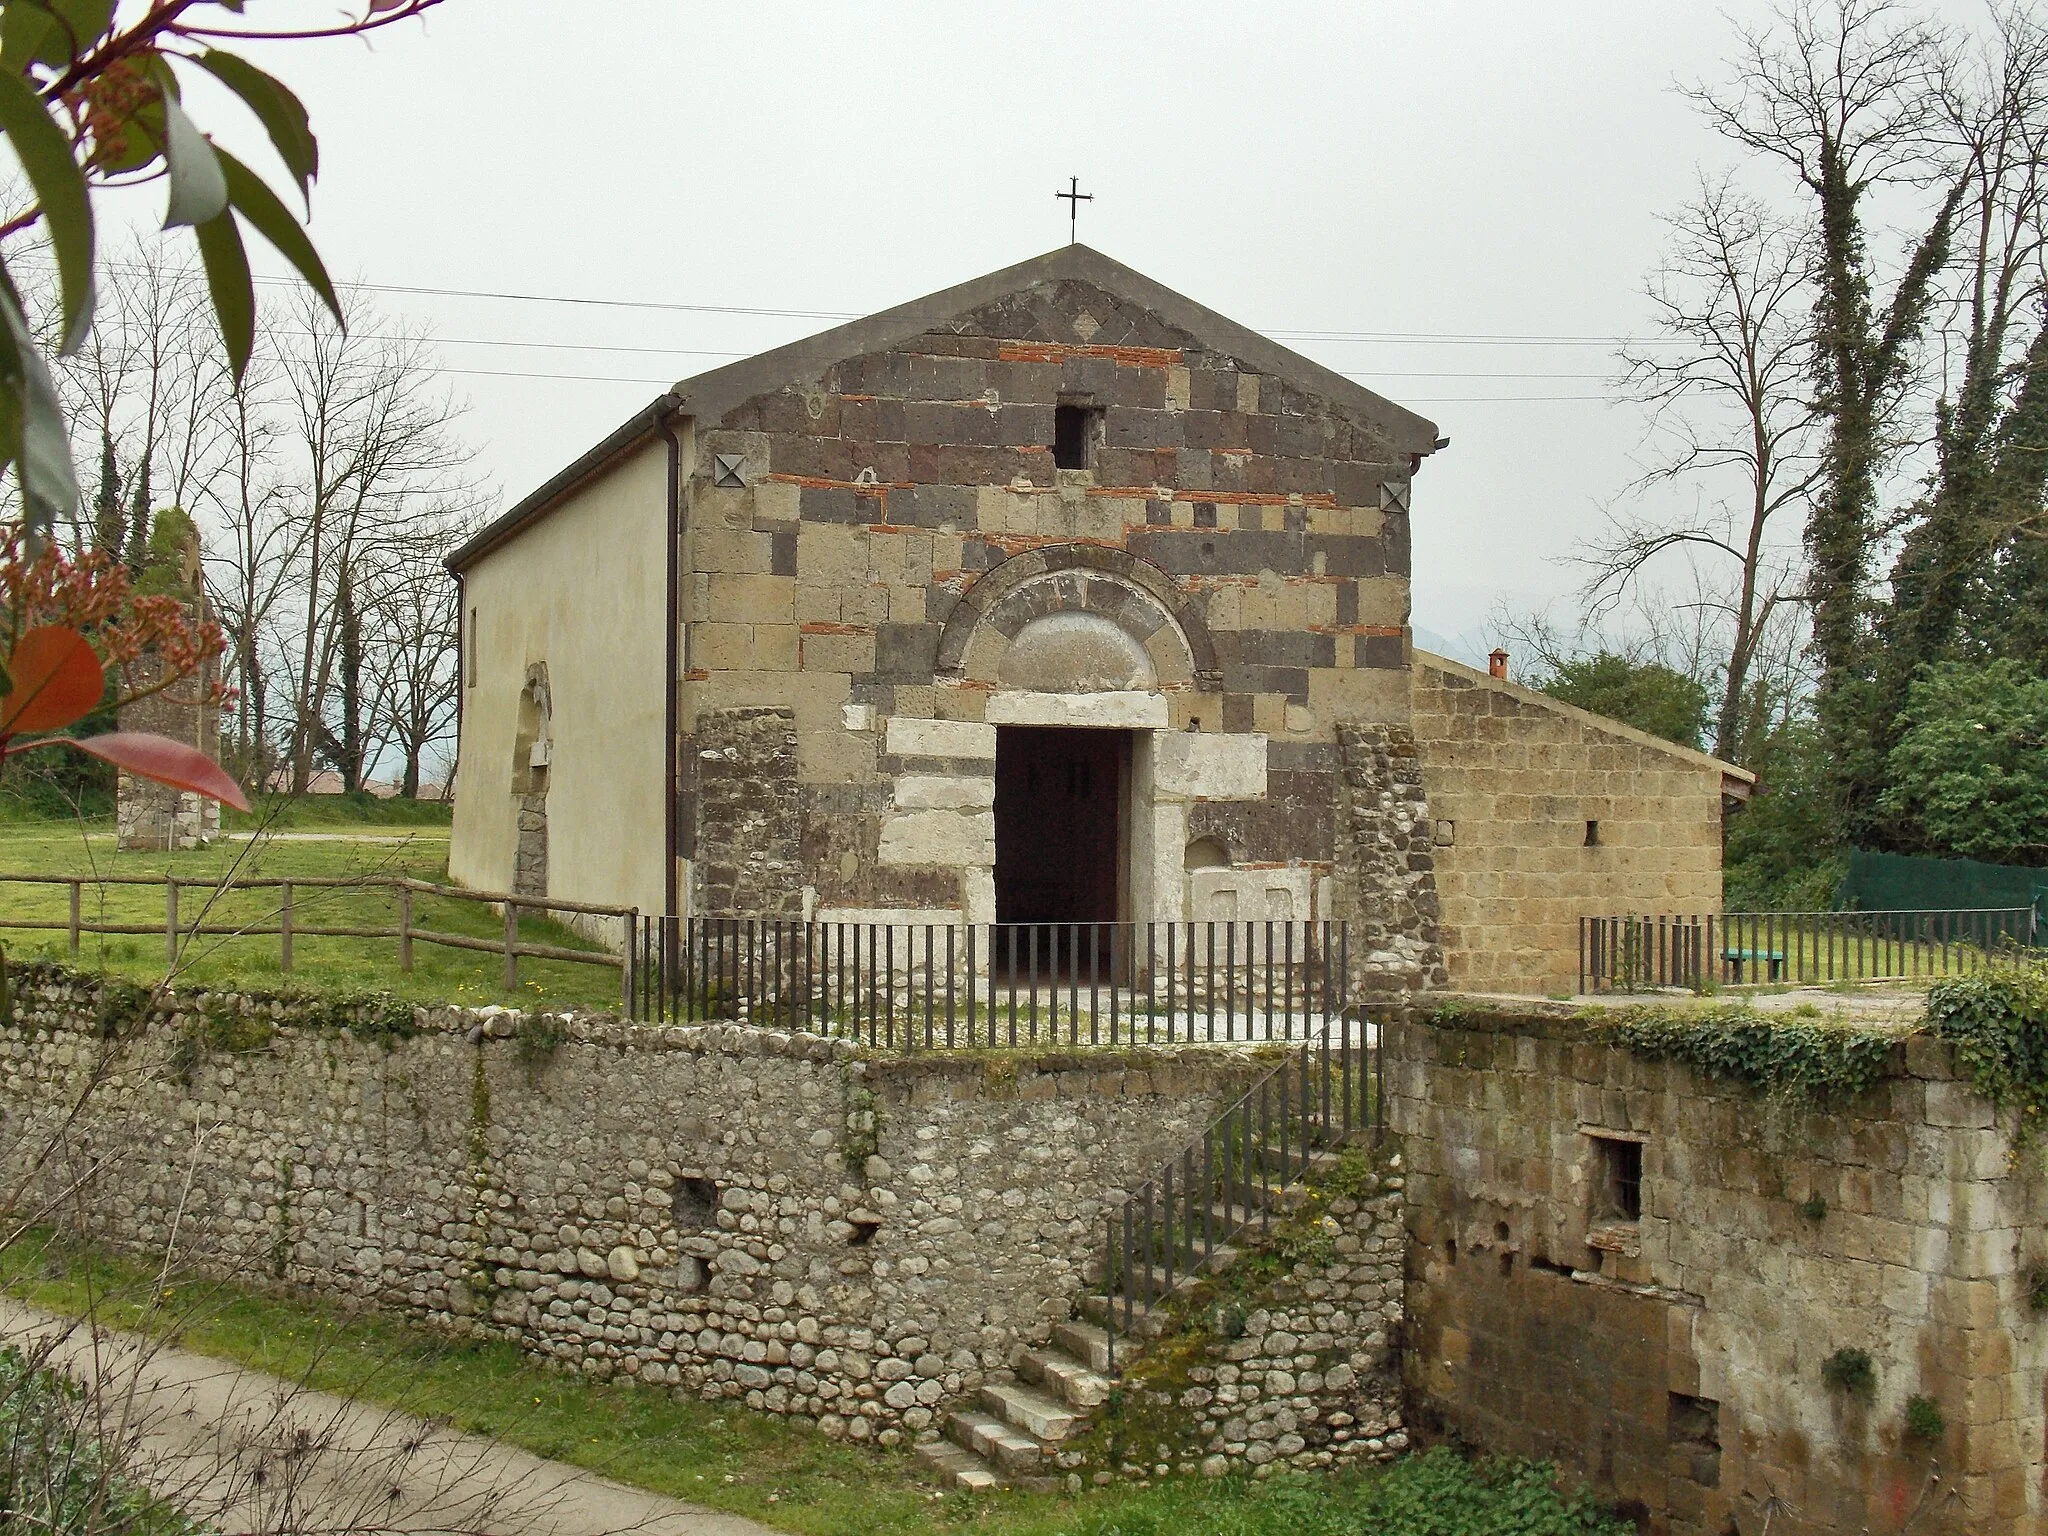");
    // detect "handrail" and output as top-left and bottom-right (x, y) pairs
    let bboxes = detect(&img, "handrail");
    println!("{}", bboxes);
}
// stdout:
(1098, 1008), (1379, 1372)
